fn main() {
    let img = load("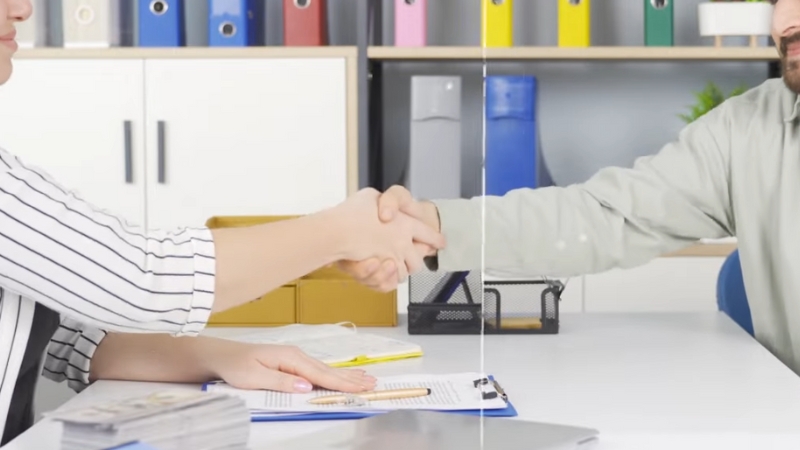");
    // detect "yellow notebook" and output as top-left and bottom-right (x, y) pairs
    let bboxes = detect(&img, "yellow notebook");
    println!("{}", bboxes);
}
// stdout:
(227, 323), (423, 368)
(481, 0), (513, 47)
